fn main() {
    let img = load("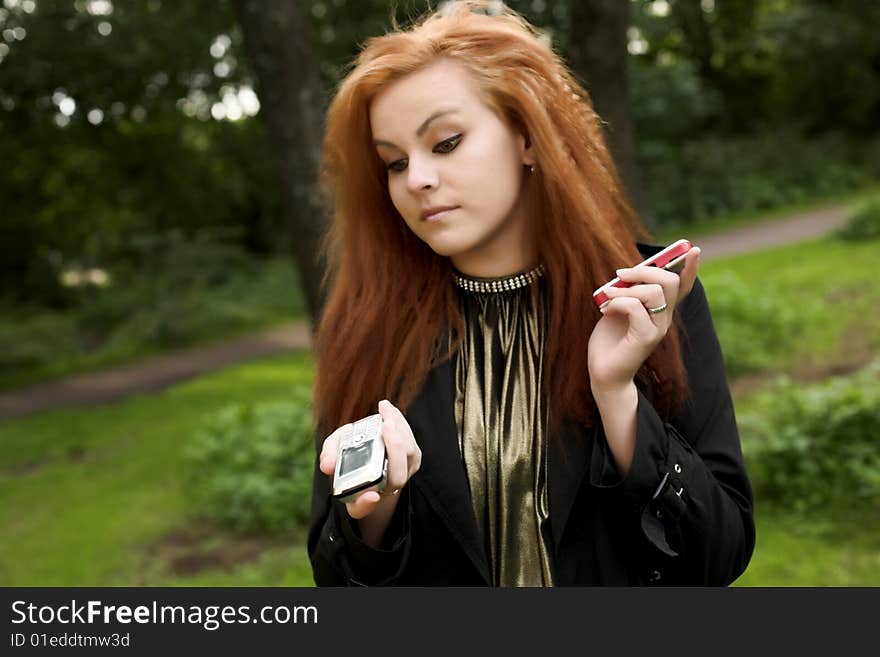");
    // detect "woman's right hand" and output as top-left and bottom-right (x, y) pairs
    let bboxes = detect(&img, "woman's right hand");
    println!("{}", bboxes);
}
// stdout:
(319, 399), (422, 520)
